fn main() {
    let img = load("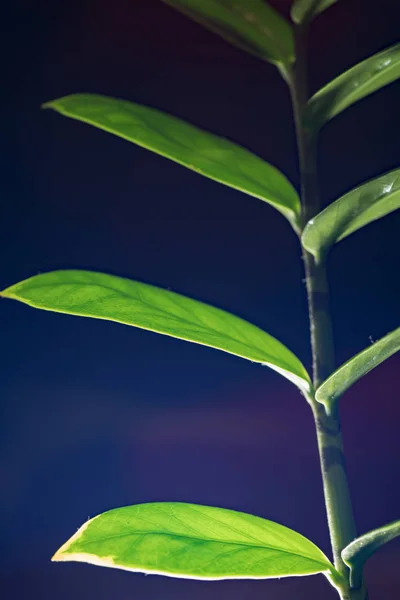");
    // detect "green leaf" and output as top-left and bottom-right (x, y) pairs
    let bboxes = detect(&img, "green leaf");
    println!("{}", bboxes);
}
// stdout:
(342, 519), (400, 588)
(316, 327), (400, 410)
(290, 0), (338, 25)
(305, 43), (400, 134)
(52, 502), (336, 580)
(1, 270), (311, 393)
(162, 0), (294, 70)
(301, 167), (400, 261)
(43, 94), (301, 229)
